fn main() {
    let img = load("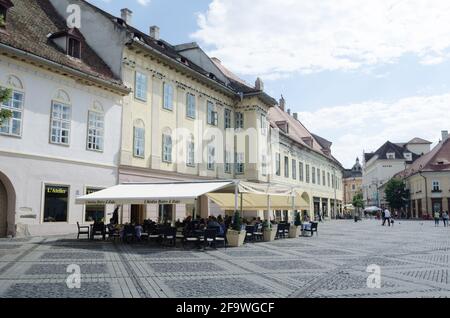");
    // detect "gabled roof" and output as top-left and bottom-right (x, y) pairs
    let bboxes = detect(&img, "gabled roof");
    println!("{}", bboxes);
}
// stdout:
(0, 0), (125, 90)
(364, 141), (420, 163)
(396, 138), (450, 178)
